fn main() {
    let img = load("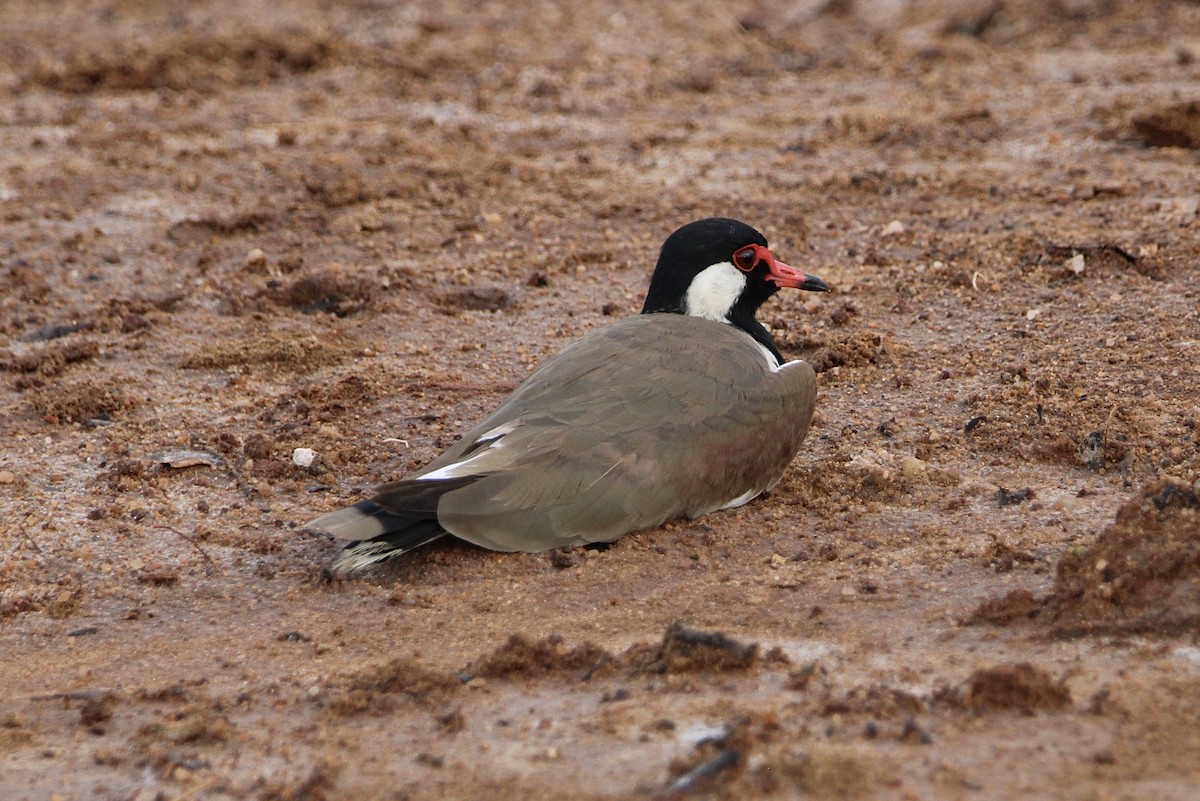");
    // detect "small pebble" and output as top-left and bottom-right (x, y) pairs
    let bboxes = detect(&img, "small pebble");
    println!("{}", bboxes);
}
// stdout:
(0, 469), (15, 485)
(244, 248), (267, 268)
(292, 448), (317, 468)
(881, 219), (906, 237)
